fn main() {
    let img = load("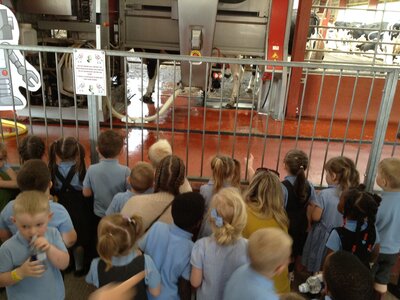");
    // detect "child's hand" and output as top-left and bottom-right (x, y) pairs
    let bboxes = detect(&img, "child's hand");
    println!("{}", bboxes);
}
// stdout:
(244, 153), (254, 168)
(17, 258), (46, 278)
(32, 236), (51, 252)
